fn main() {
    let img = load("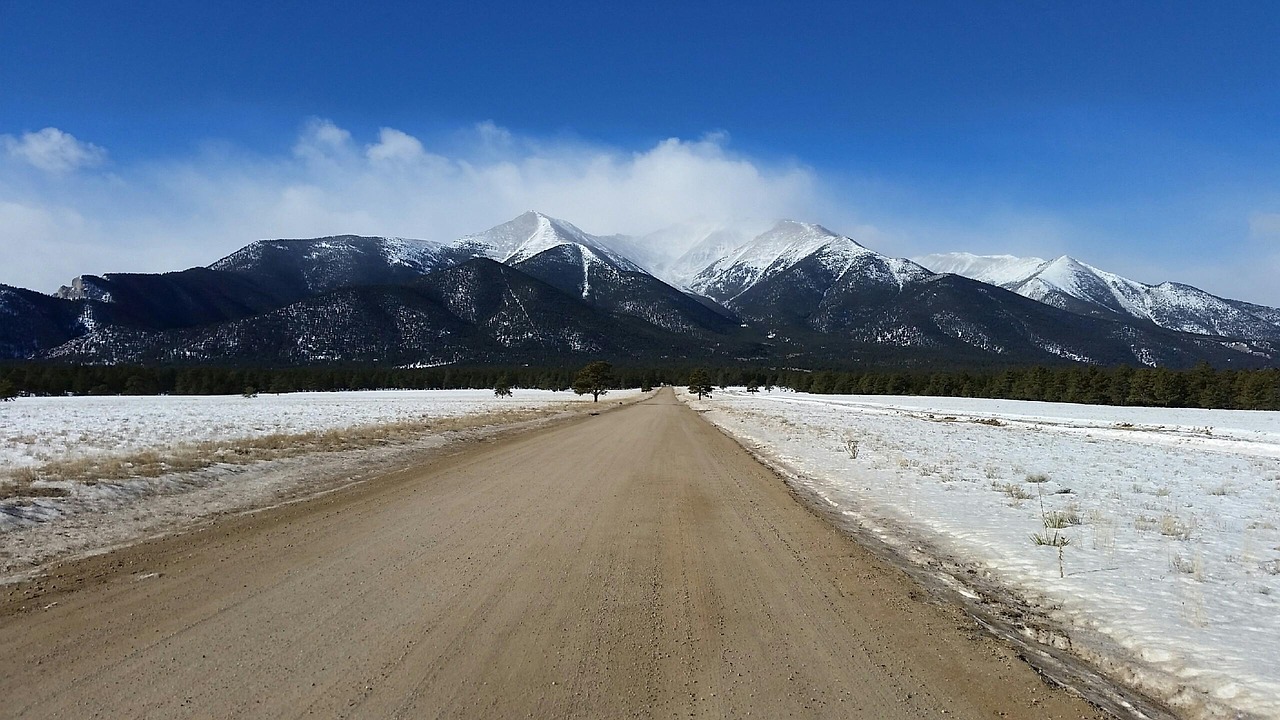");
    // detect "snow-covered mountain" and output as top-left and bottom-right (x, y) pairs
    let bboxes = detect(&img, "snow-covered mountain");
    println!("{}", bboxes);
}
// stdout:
(914, 253), (1050, 289)
(447, 212), (736, 334)
(5, 212), (1279, 368)
(917, 252), (1280, 341)
(44, 259), (717, 366)
(618, 223), (760, 289)
(675, 222), (1245, 367)
(452, 211), (643, 272)
(211, 234), (469, 295)
(691, 220), (929, 303)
